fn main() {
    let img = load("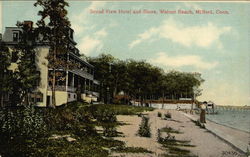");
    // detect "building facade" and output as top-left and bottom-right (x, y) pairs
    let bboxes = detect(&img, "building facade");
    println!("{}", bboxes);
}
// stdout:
(1, 21), (99, 107)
